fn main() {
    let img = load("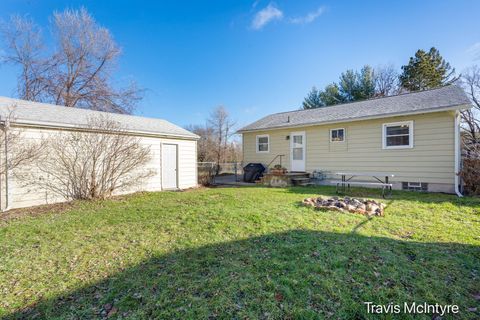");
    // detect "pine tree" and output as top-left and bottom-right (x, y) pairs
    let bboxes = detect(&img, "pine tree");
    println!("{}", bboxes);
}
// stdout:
(399, 47), (457, 91)
(319, 83), (344, 106)
(302, 65), (384, 108)
(302, 87), (324, 109)
(357, 65), (375, 99)
(338, 66), (375, 101)
(339, 70), (357, 101)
